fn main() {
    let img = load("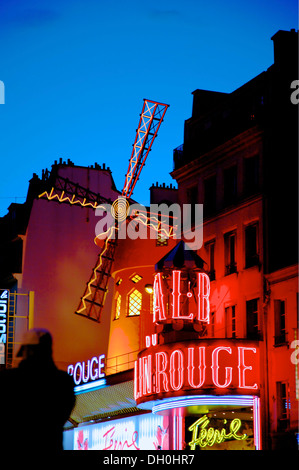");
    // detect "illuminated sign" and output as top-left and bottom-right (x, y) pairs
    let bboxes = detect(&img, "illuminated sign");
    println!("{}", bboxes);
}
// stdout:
(188, 415), (247, 449)
(0, 289), (9, 366)
(153, 271), (210, 324)
(135, 339), (259, 404)
(67, 354), (105, 386)
(73, 413), (169, 450)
